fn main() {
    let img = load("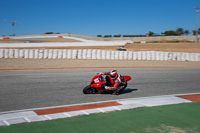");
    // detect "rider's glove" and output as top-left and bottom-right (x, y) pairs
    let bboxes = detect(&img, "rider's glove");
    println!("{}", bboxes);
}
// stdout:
(105, 86), (109, 90)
